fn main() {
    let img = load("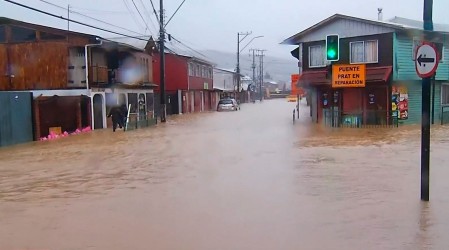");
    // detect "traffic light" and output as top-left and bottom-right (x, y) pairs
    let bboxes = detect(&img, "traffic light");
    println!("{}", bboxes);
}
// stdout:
(326, 35), (339, 61)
